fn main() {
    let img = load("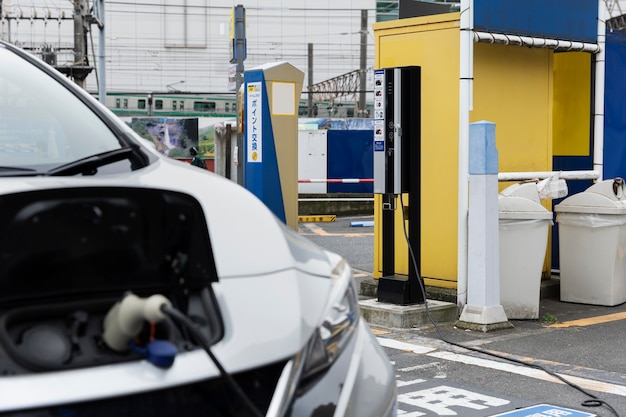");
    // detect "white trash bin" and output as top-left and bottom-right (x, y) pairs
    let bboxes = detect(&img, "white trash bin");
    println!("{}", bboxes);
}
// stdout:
(499, 182), (553, 319)
(555, 178), (626, 306)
